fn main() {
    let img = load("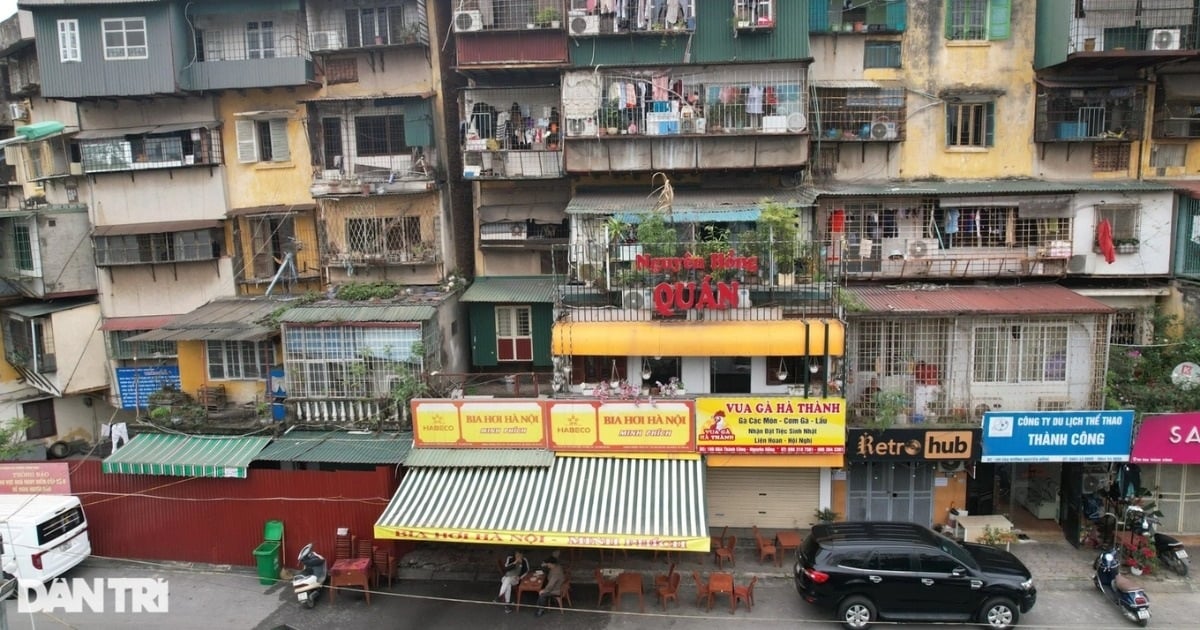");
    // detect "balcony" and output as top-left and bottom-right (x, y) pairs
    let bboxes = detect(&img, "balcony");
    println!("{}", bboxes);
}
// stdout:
(481, 219), (568, 249)
(319, 204), (441, 268)
(0, 10), (33, 57)
(1034, 82), (1147, 143)
(74, 124), (223, 175)
(0, 209), (96, 298)
(1039, 0), (1200, 71)
(180, 14), (314, 90)
(231, 207), (321, 288)
(463, 86), (564, 179)
(1153, 76), (1200, 138)
(454, 1), (567, 68)
(809, 0), (906, 34)
(812, 83), (906, 142)
(308, 99), (438, 197)
(308, 0), (428, 52)
(1, 298), (105, 397)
